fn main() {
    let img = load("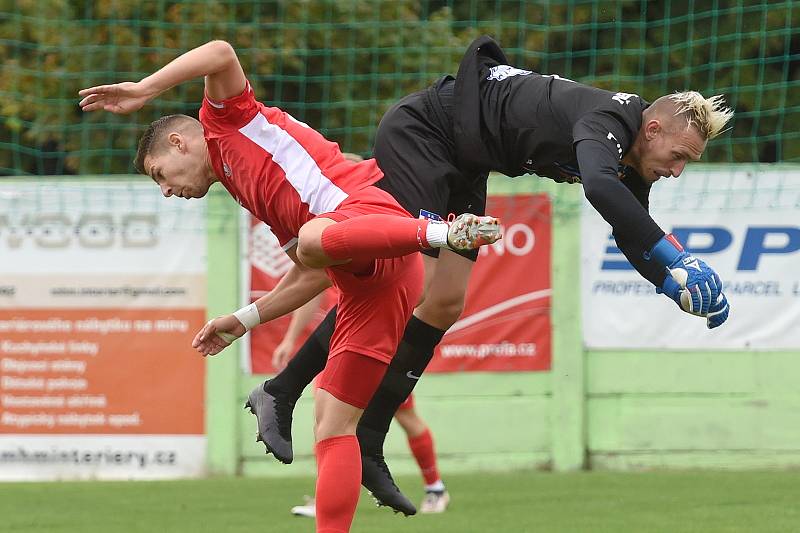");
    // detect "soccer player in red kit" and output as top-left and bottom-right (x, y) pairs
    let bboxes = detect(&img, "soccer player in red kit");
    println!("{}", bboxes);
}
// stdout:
(272, 292), (450, 517)
(79, 40), (500, 533)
